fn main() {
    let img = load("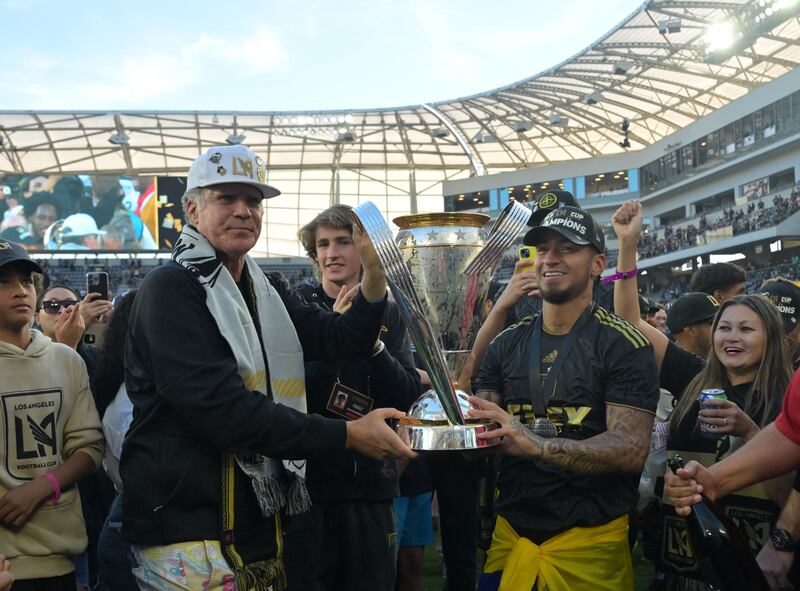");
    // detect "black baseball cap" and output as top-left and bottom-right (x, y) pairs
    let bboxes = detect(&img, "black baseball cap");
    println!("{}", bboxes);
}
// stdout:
(523, 206), (605, 252)
(0, 239), (43, 274)
(527, 190), (580, 227)
(759, 280), (800, 333)
(666, 292), (720, 334)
